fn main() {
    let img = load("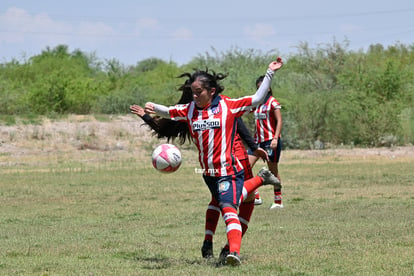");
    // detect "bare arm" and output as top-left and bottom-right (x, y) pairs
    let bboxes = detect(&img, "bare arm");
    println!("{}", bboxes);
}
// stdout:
(270, 108), (283, 149)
